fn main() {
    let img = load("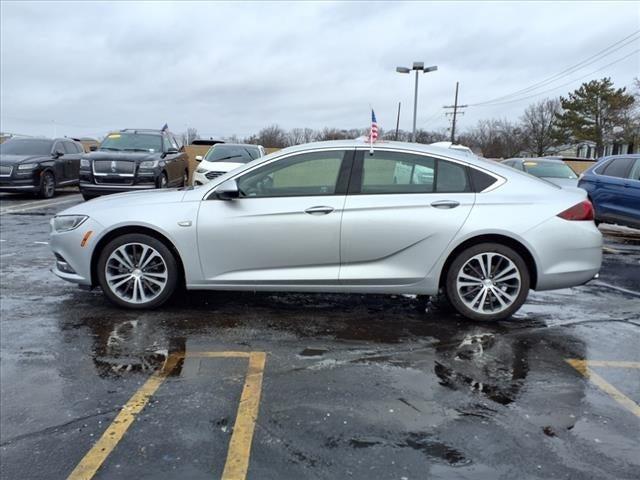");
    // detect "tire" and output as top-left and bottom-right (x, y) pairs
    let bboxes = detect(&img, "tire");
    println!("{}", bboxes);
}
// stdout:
(97, 233), (179, 309)
(158, 173), (168, 189)
(38, 171), (56, 199)
(82, 192), (98, 201)
(444, 243), (530, 321)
